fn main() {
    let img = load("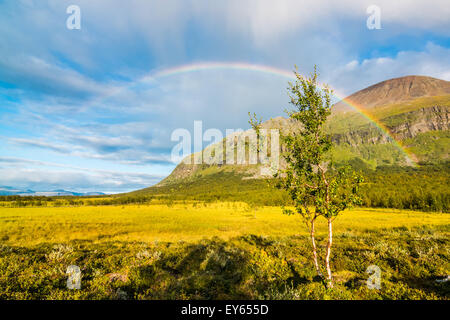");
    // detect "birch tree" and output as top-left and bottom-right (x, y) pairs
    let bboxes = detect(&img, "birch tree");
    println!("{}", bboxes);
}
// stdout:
(281, 66), (363, 287)
(252, 66), (363, 288)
